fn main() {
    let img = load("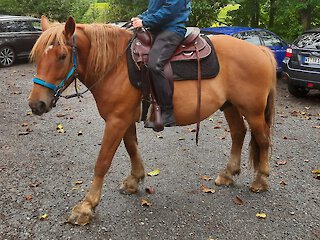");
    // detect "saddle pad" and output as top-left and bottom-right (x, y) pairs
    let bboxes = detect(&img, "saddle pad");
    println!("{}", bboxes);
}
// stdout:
(126, 35), (220, 89)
